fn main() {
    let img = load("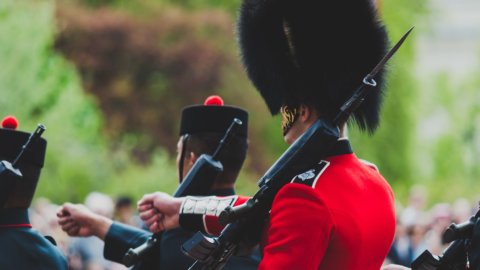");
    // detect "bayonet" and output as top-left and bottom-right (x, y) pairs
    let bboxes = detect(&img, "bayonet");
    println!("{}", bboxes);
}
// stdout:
(334, 27), (414, 126)
(367, 27), (414, 81)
